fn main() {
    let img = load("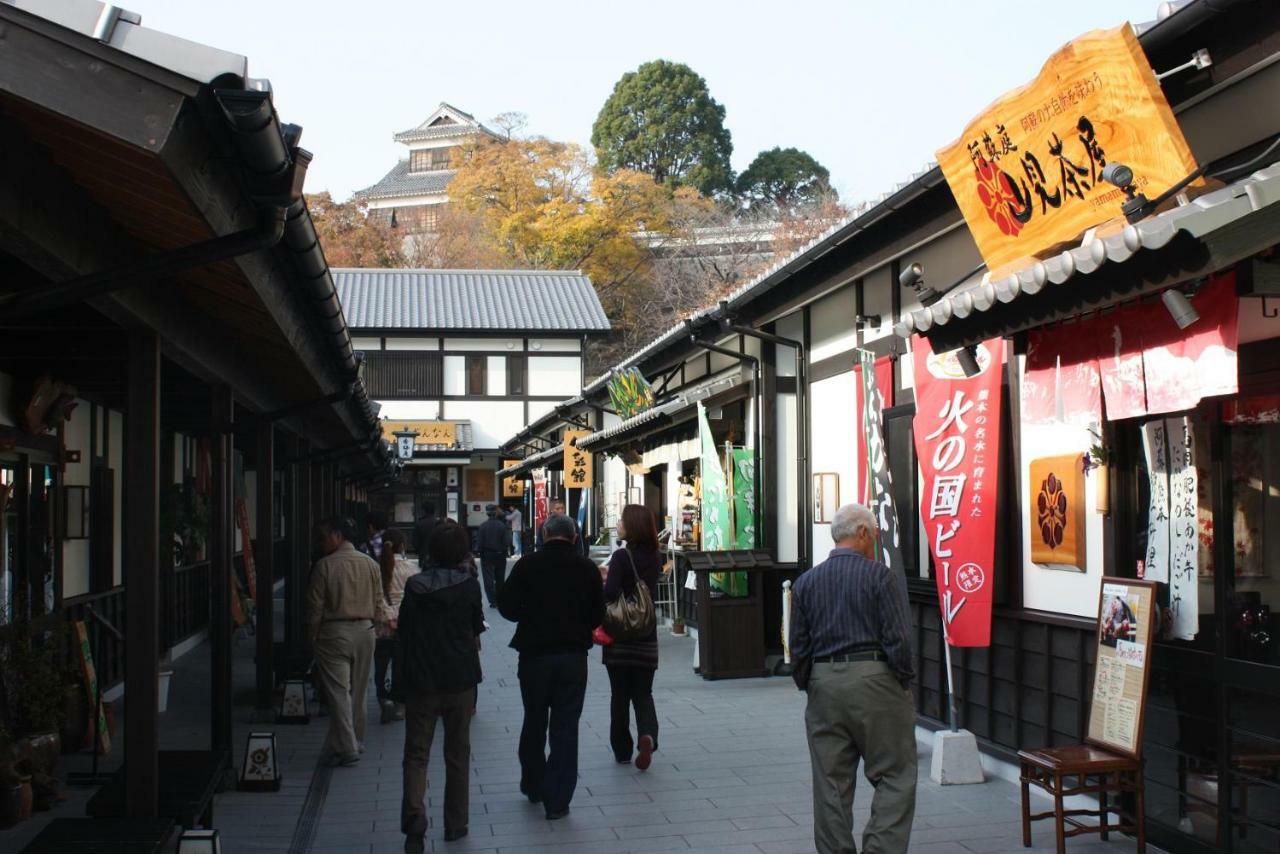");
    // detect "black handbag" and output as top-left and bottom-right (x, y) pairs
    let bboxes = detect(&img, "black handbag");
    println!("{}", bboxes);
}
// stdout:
(601, 549), (656, 642)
